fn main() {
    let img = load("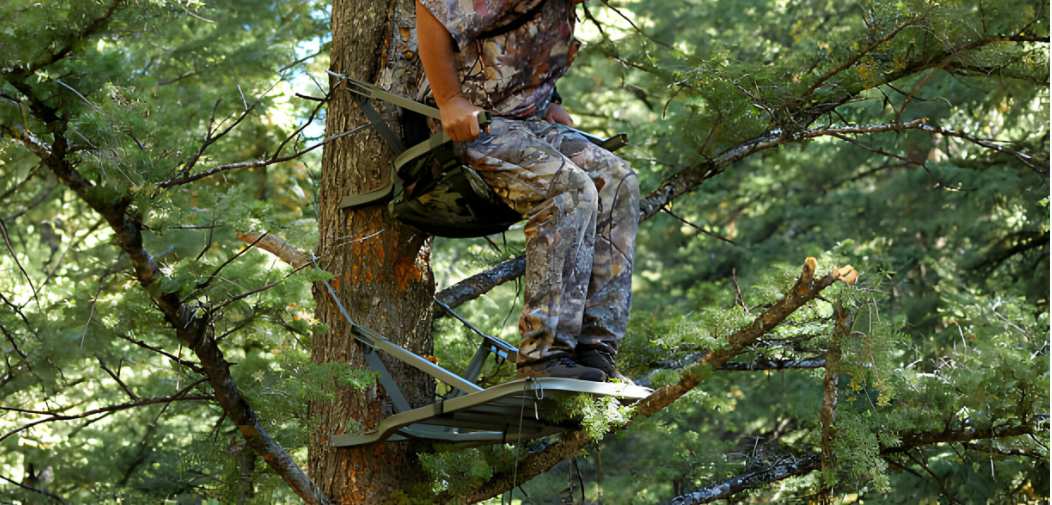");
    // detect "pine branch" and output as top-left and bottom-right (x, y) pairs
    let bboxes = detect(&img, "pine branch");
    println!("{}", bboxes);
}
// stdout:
(667, 416), (1047, 505)
(637, 355), (827, 387)
(670, 455), (821, 505)
(817, 305), (851, 504)
(0, 379), (211, 442)
(17, 0), (126, 75)
(3, 74), (335, 505)
(444, 258), (859, 503)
